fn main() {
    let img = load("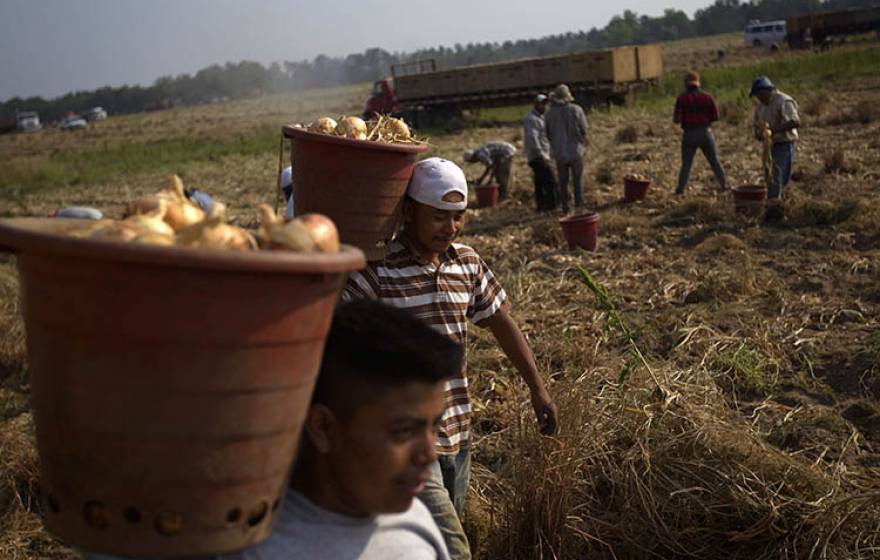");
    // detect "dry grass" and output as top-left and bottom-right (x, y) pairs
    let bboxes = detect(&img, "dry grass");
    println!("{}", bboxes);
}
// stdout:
(615, 125), (639, 144)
